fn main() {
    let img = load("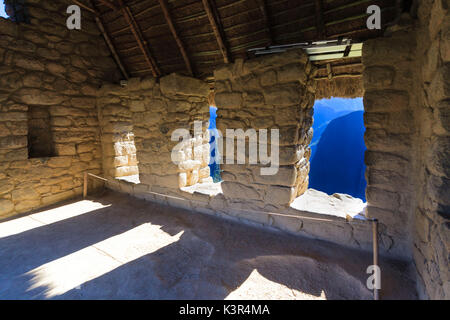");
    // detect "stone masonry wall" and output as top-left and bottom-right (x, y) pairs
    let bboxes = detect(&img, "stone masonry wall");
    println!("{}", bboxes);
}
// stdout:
(101, 69), (376, 258)
(214, 49), (316, 210)
(412, 0), (449, 300)
(0, 0), (120, 220)
(362, 26), (417, 259)
(97, 88), (138, 178)
(363, 0), (449, 298)
(99, 74), (211, 189)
